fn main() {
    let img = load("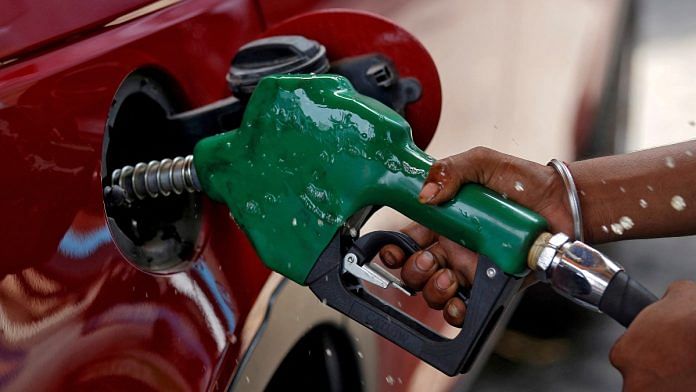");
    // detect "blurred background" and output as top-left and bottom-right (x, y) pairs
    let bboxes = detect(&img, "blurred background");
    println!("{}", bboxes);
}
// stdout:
(355, 0), (696, 390)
